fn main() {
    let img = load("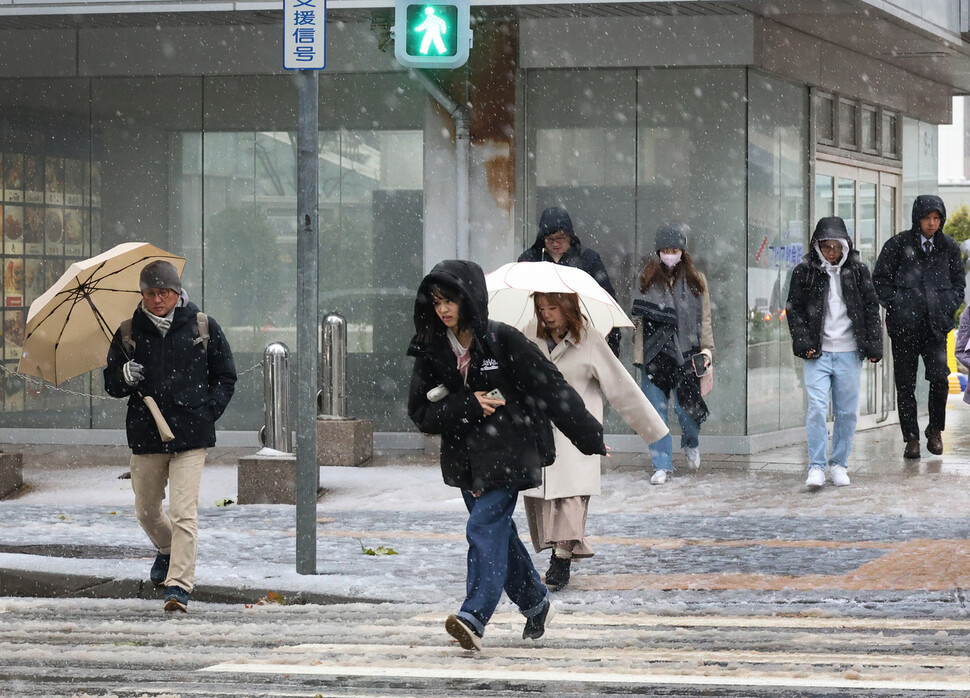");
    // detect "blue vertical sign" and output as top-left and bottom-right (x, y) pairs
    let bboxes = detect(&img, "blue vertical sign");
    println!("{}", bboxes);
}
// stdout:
(284, 0), (326, 70)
